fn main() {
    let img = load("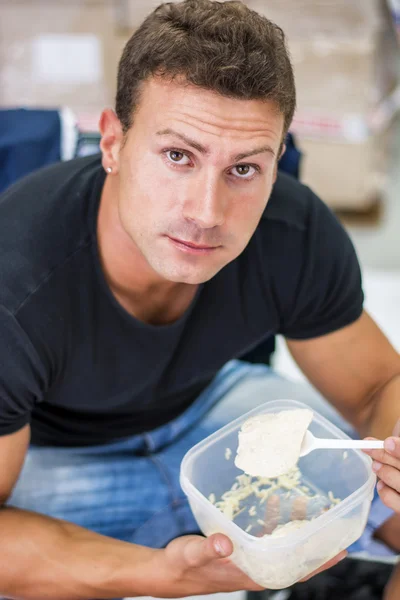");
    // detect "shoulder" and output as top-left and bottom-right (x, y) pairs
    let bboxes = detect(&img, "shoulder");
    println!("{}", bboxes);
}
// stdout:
(0, 154), (104, 313)
(249, 173), (363, 338)
(253, 171), (358, 275)
(261, 171), (330, 233)
(256, 172), (349, 259)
